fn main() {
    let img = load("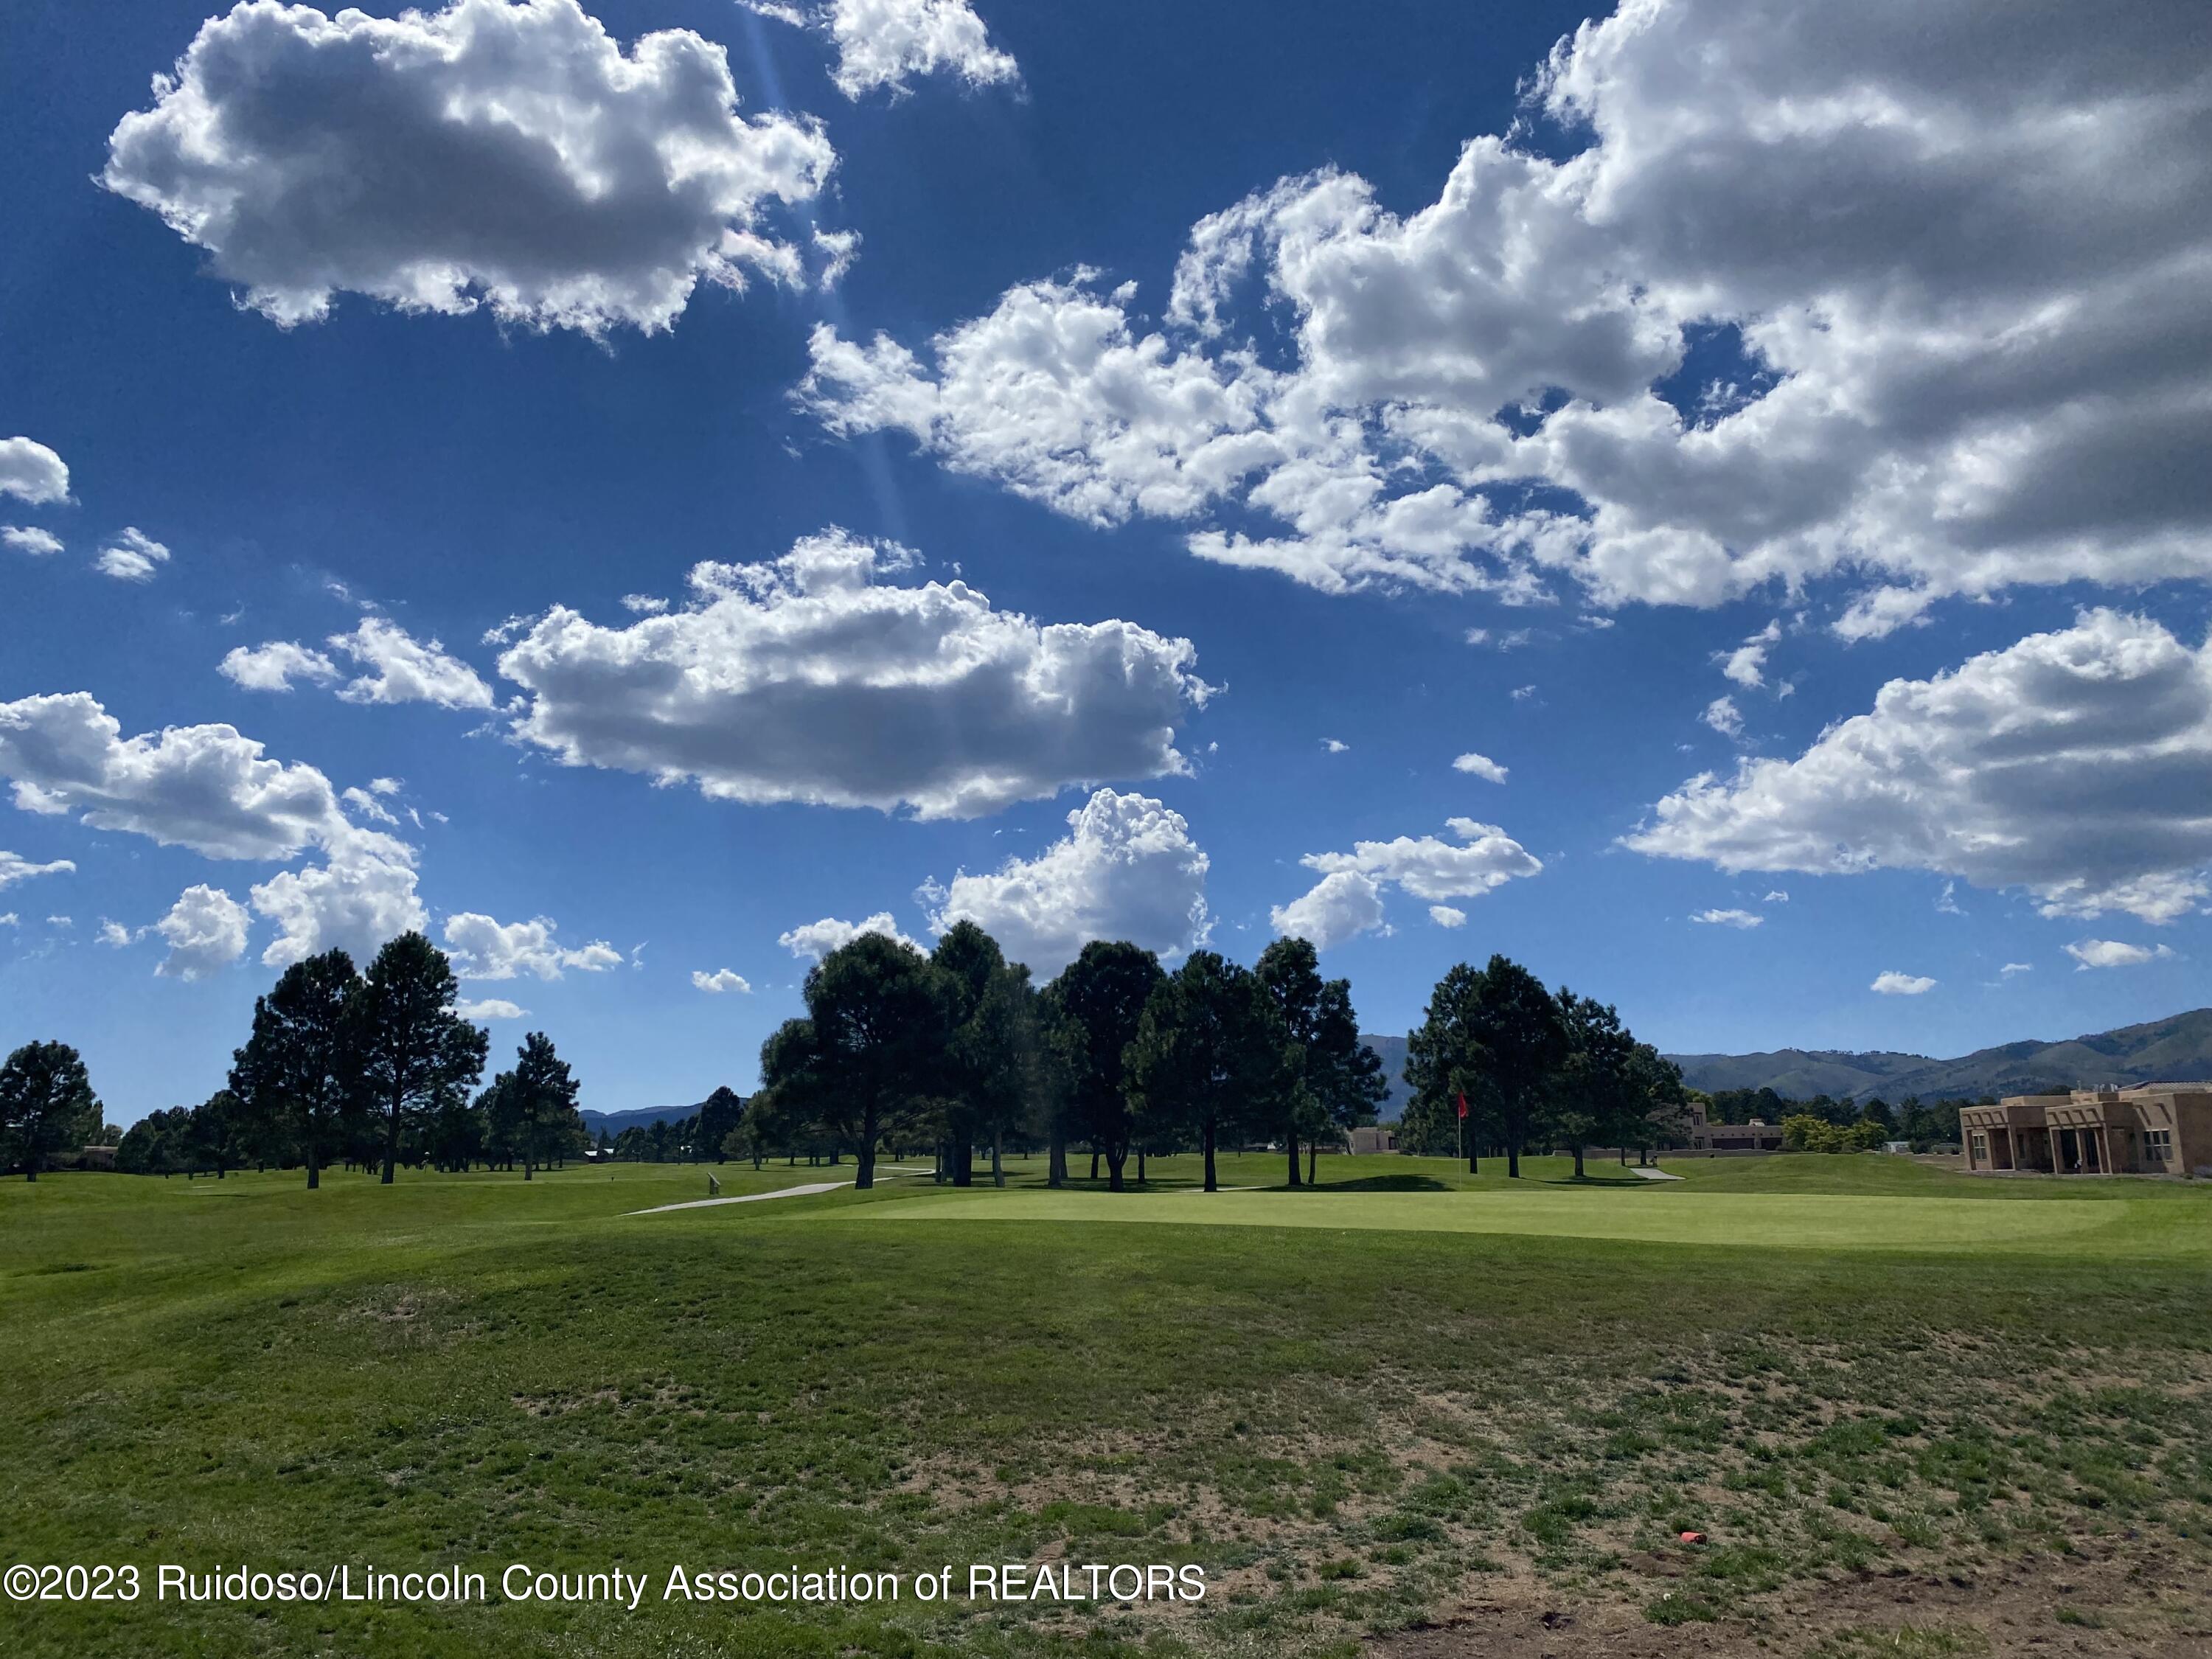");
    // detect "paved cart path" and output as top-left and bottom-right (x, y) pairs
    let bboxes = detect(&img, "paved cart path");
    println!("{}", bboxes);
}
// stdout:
(627, 1181), (849, 1215)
